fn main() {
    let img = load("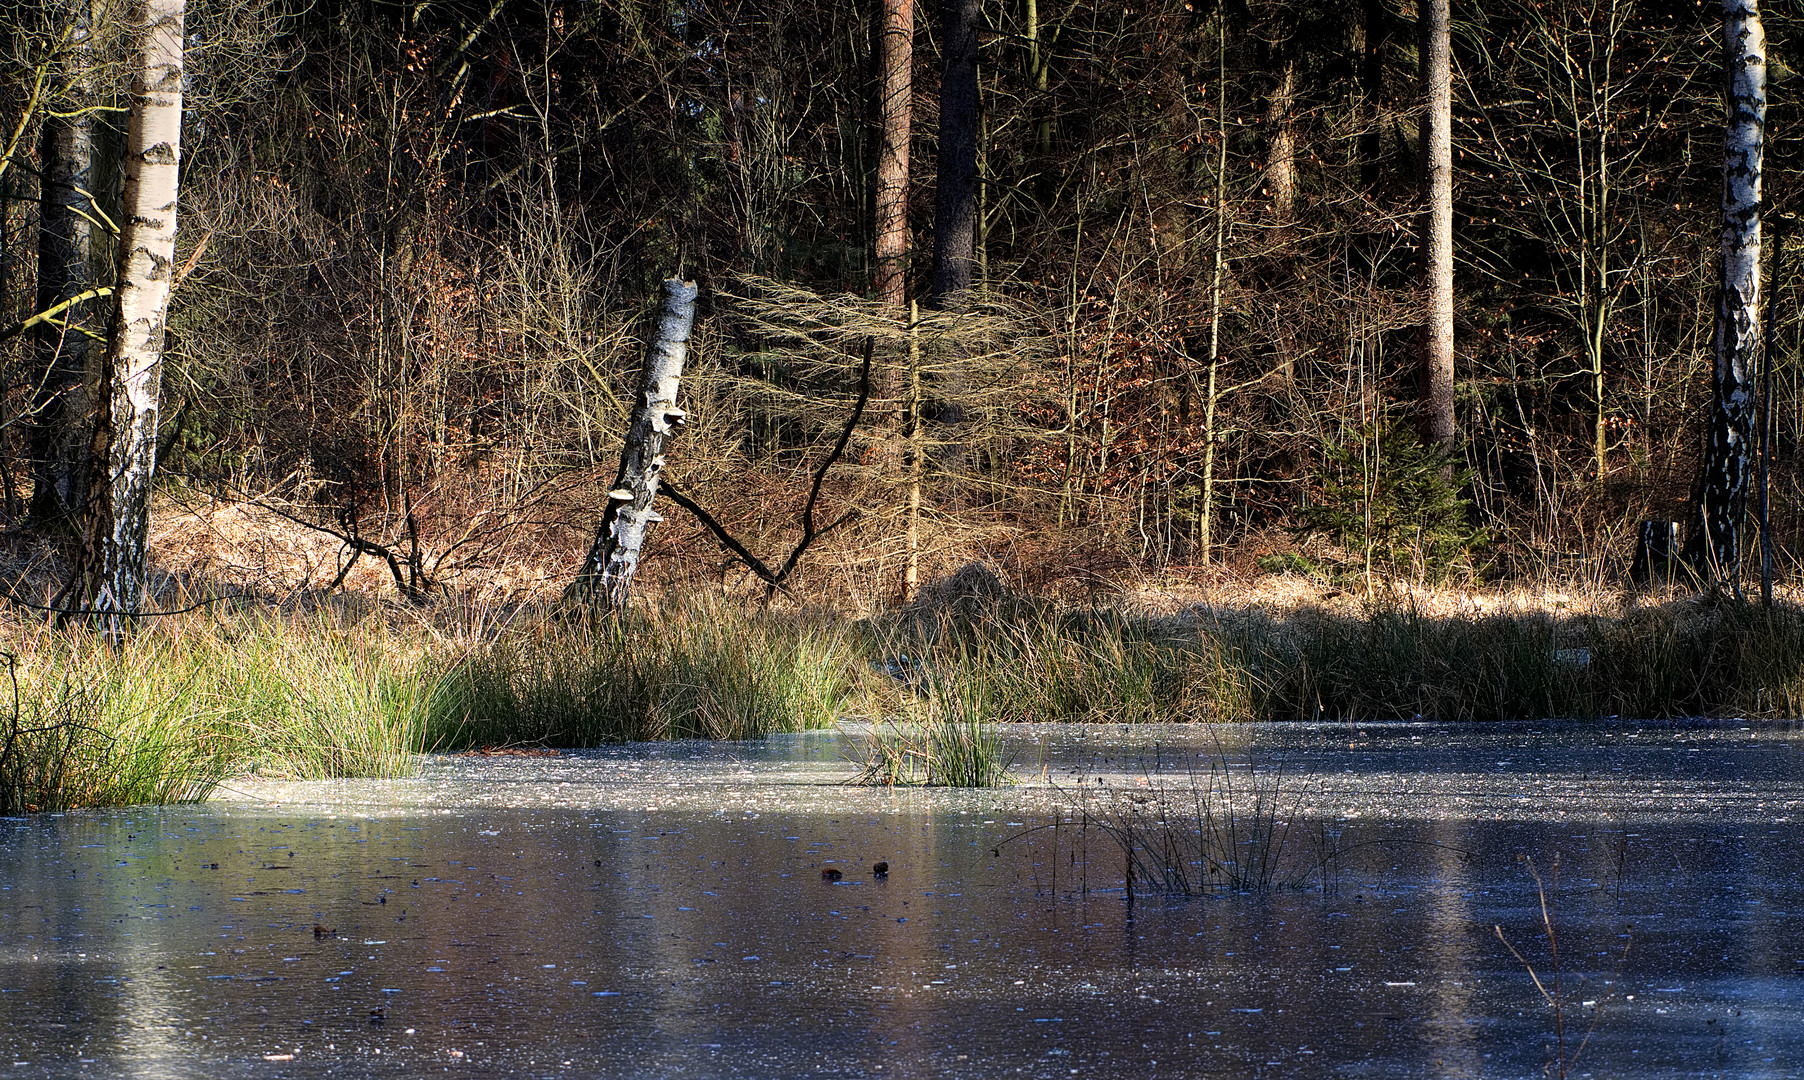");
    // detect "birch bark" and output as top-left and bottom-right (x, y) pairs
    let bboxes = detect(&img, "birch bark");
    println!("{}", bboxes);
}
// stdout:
(574, 278), (697, 609)
(84, 0), (184, 633)
(1694, 0), (1765, 582)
